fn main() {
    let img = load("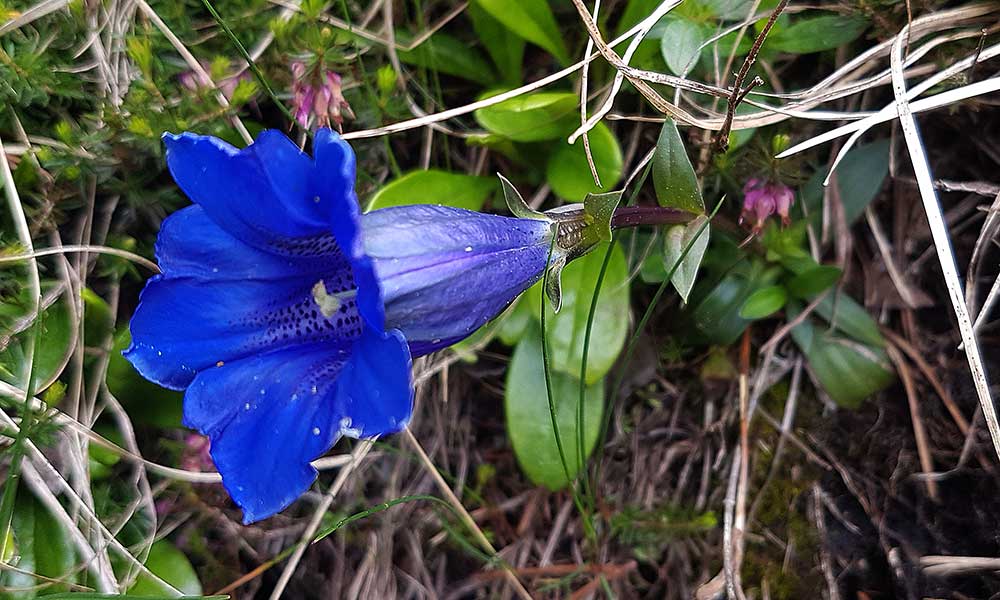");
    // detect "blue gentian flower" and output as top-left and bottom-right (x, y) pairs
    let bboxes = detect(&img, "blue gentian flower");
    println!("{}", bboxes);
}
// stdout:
(125, 129), (557, 523)
(125, 129), (413, 523)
